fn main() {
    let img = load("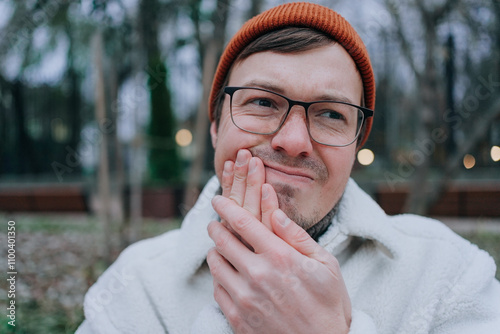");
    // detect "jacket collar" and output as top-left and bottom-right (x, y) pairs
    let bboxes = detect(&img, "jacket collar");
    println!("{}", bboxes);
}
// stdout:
(320, 179), (398, 259)
(174, 176), (220, 279)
